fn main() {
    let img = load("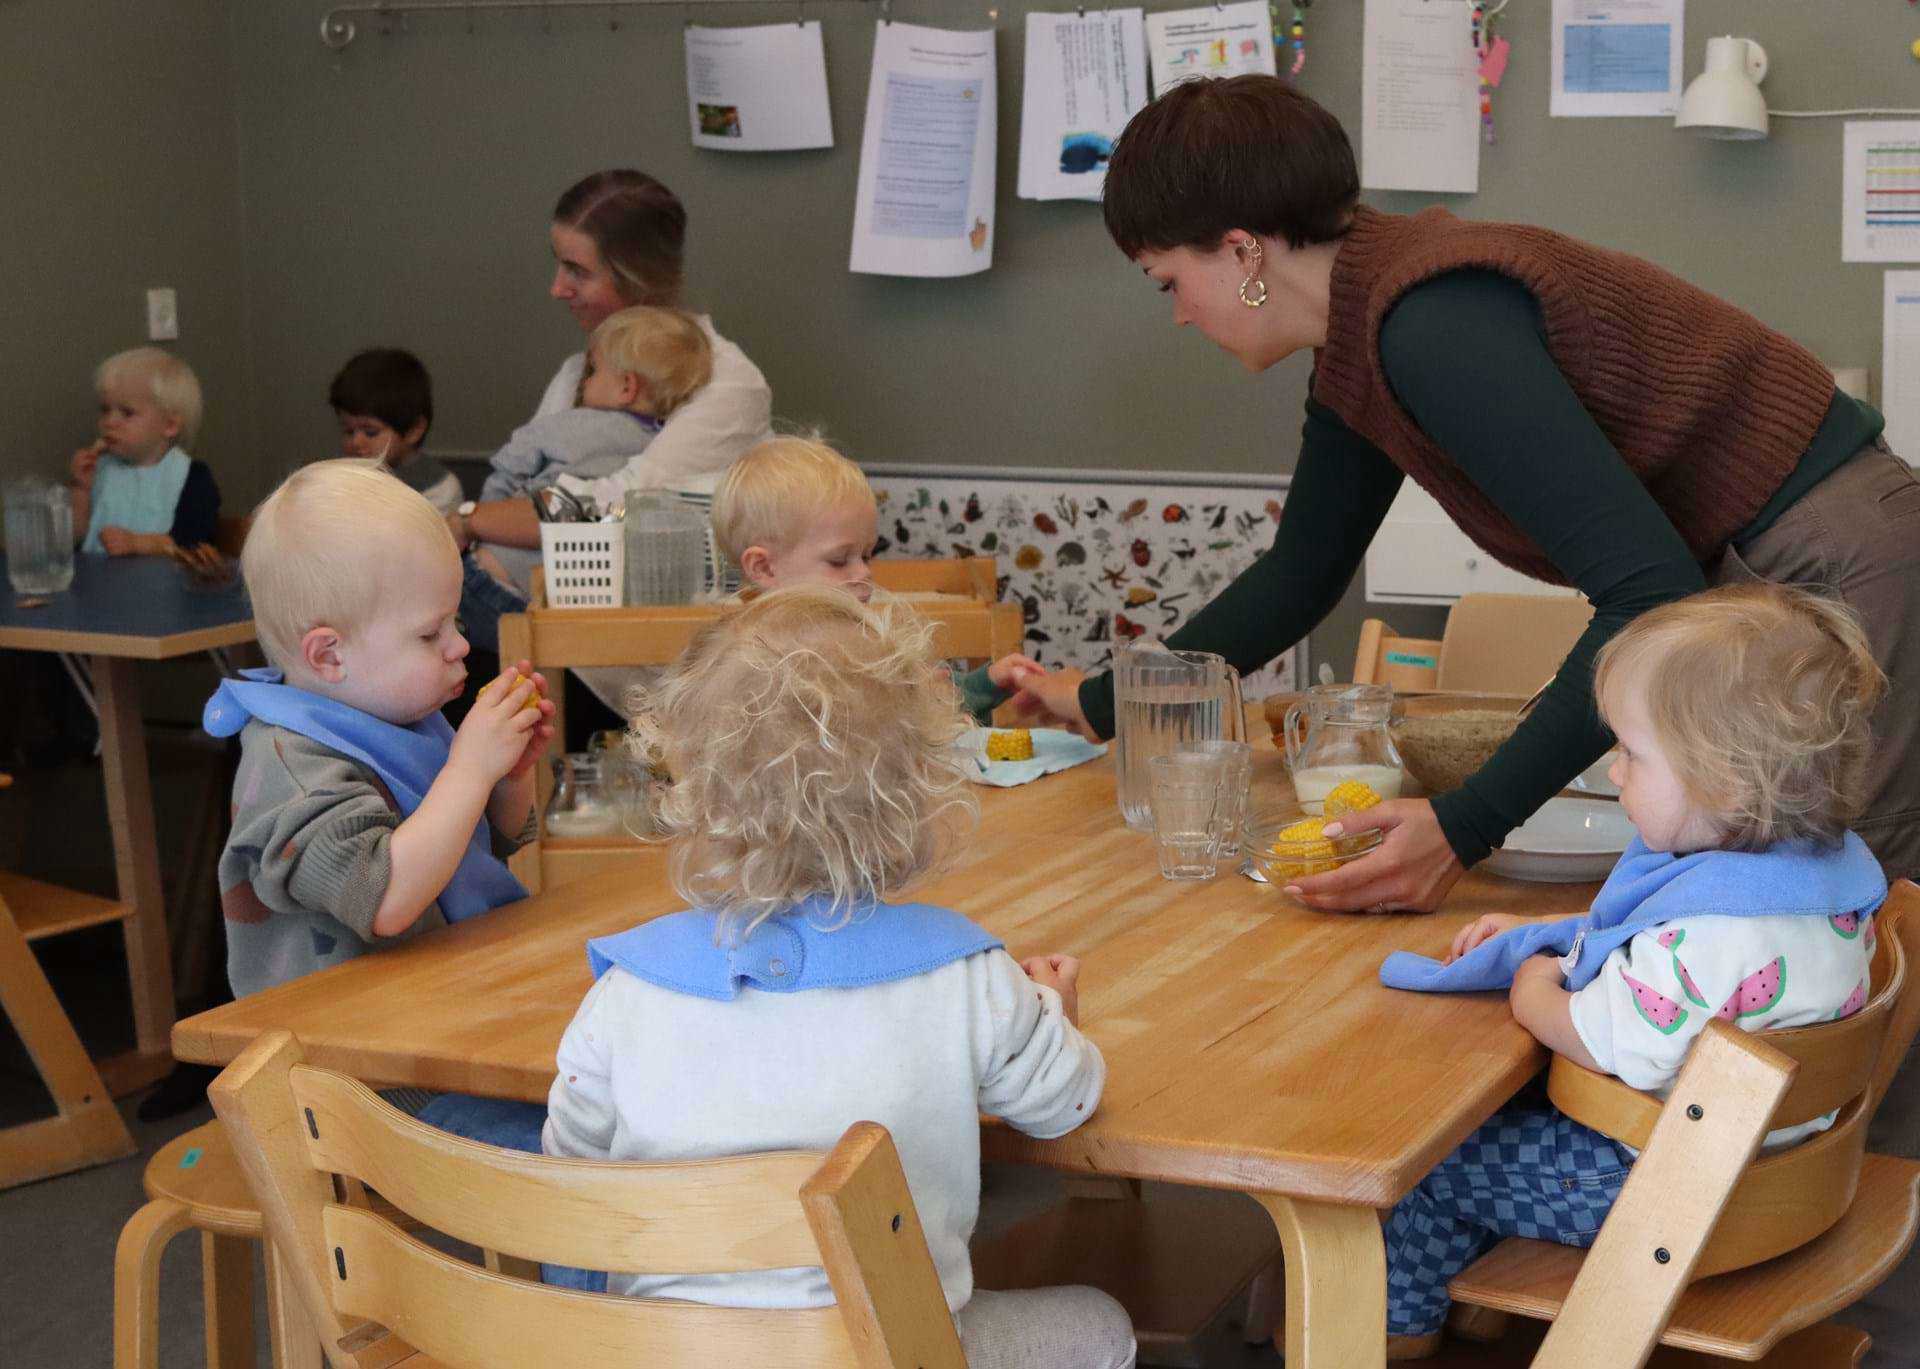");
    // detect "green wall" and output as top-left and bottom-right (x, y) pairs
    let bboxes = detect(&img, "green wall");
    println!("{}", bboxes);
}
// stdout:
(2, 1), (252, 496)
(12, 0), (1920, 666)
